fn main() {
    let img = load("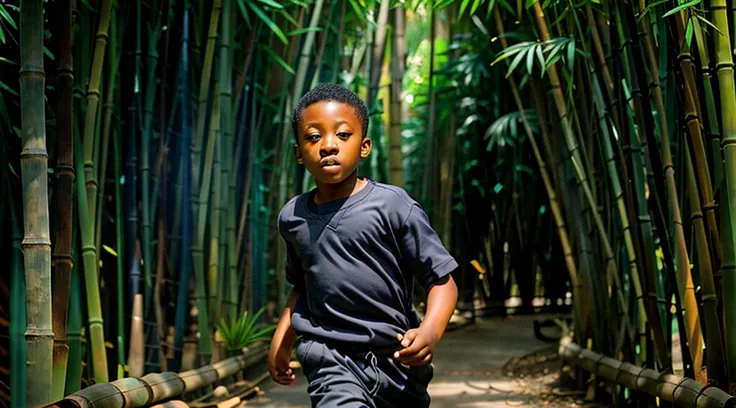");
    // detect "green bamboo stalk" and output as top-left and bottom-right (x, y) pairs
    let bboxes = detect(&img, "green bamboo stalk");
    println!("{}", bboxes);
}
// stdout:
(51, 0), (75, 399)
(691, 16), (724, 204)
(140, 0), (165, 314)
(19, 0), (54, 404)
(74, 110), (109, 384)
(64, 230), (82, 395)
(9, 178), (27, 408)
(722, 181), (736, 392)
(208, 83), (223, 323)
(113, 83), (126, 379)
(712, 0), (736, 391)
(220, 0), (239, 319)
(192, 0), (222, 202)
(218, 0), (233, 317)
(685, 144), (726, 386)
(81, 0), (113, 237)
